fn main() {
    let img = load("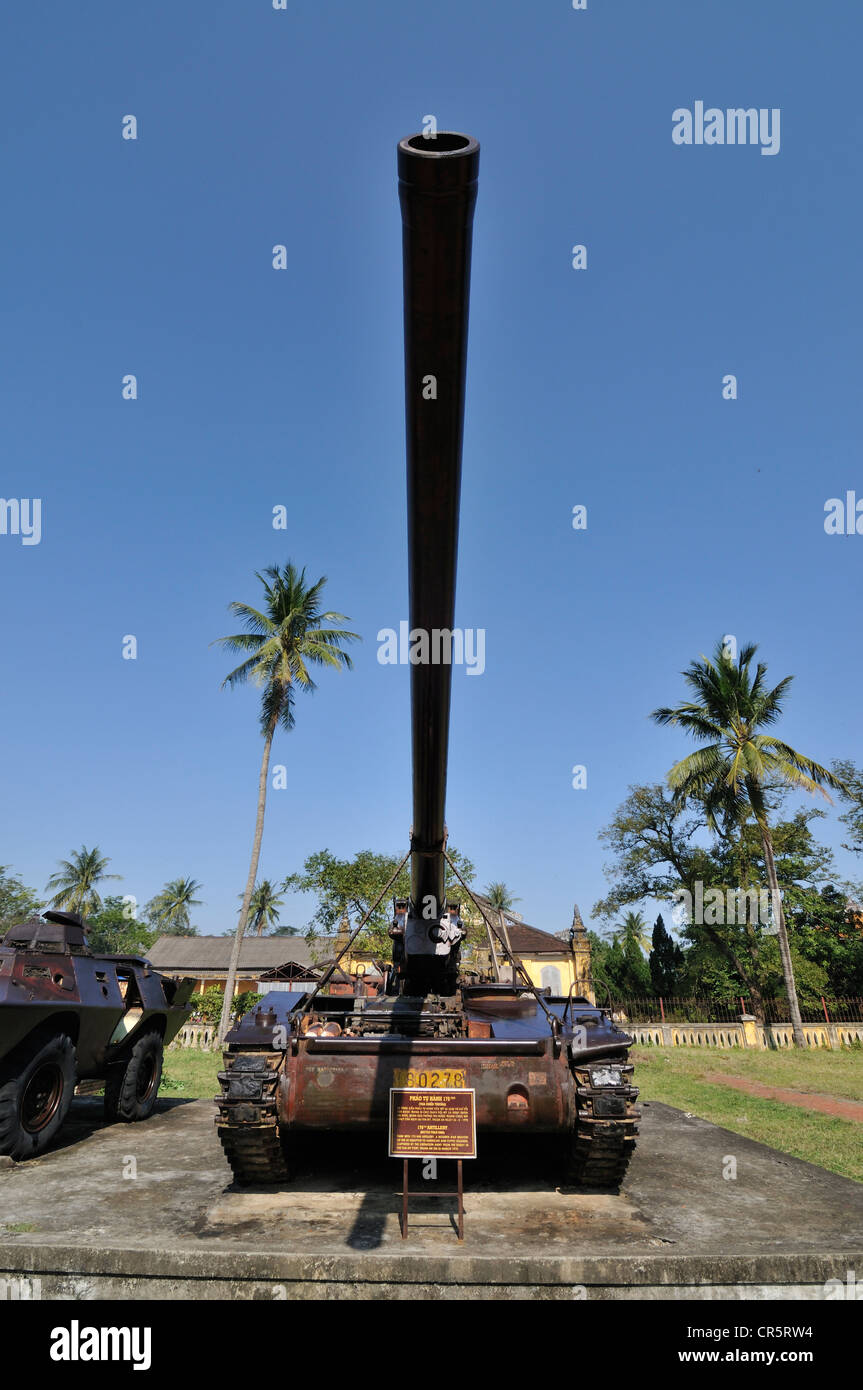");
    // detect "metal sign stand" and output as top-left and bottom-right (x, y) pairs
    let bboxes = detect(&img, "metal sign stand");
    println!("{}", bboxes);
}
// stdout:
(400, 1158), (464, 1242)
